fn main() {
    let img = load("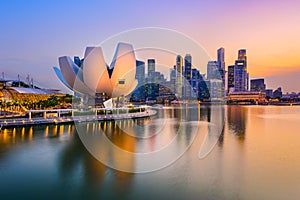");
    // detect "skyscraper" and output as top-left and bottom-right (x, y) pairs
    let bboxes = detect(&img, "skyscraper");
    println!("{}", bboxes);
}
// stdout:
(132, 60), (146, 101)
(207, 61), (219, 80)
(234, 60), (247, 92)
(184, 54), (192, 82)
(191, 68), (200, 98)
(233, 49), (249, 92)
(217, 48), (225, 98)
(170, 66), (176, 93)
(136, 60), (145, 85)
(217, 48), (225, 71)
(176, 55), (183, 98)
(227, 65), (235, 93)
(147, 59), (155, 82)
(147, 59), (156, 99)
(184, 54), (192, 98)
